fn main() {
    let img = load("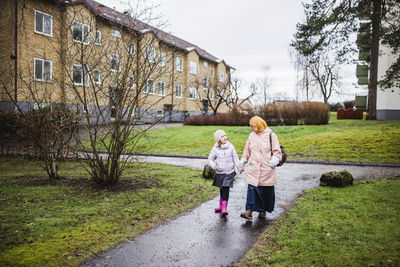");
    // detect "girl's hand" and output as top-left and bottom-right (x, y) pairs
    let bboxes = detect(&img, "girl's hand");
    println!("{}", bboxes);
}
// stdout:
(218, 168), (224, 172)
